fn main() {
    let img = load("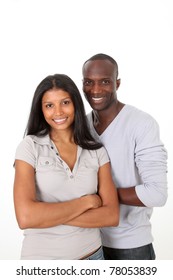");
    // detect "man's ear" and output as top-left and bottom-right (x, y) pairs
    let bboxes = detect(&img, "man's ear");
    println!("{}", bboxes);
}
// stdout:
(116, 78), (121, 90)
